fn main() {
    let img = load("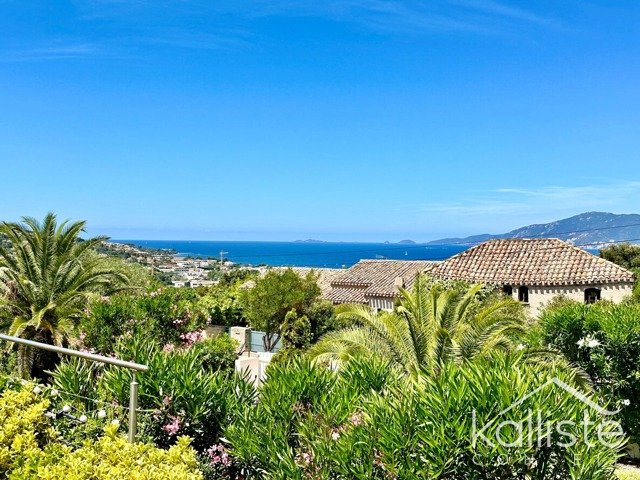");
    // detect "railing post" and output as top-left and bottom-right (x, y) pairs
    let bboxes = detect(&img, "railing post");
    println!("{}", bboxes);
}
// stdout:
(128, 371), (138, 443)
(0, 334), (148, 444)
